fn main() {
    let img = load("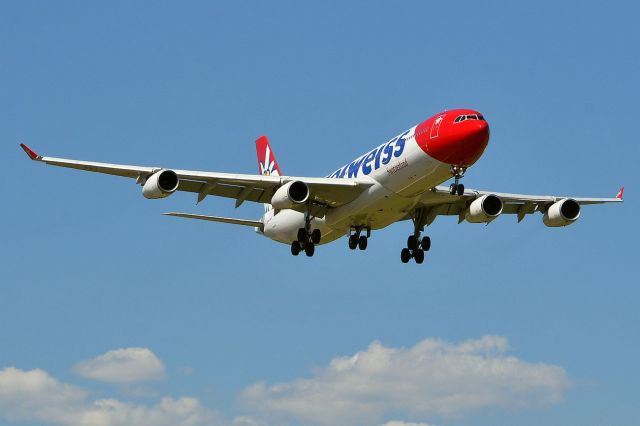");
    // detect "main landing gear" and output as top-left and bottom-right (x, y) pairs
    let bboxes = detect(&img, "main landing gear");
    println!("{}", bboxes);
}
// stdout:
(449, 165), (467, 196)
(401, 210), (431, 264)
(291, 214), (321, 257)
(348, 226), (370, 251)
(400, 233), (431, 264)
